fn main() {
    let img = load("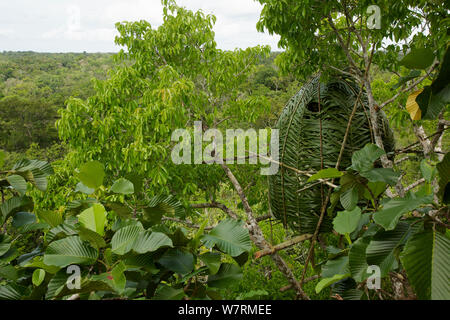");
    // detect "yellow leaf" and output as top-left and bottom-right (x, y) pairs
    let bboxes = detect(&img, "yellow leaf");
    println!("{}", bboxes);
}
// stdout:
(406, 89), (423, 120)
